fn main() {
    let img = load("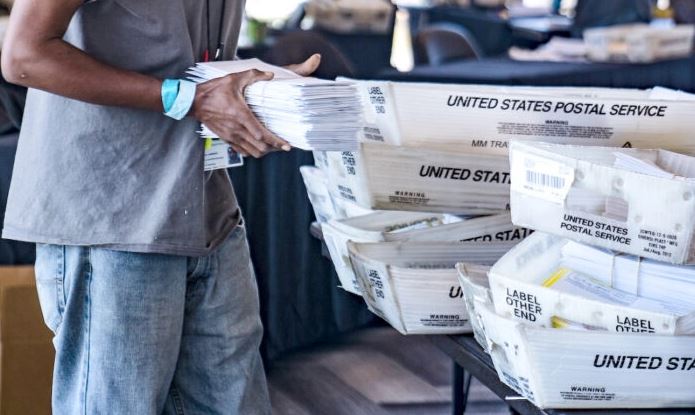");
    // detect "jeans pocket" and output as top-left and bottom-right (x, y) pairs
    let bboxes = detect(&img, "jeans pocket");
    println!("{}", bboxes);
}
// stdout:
(34, 244), (66, 334)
